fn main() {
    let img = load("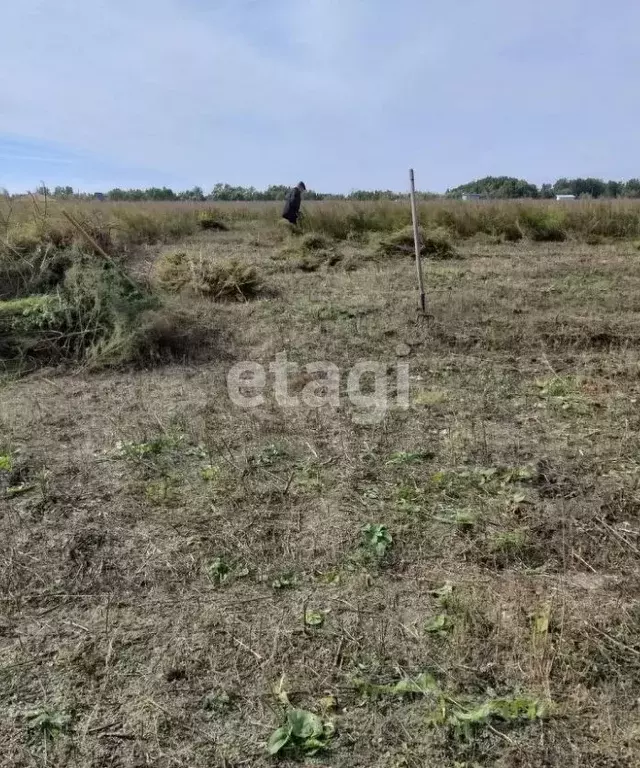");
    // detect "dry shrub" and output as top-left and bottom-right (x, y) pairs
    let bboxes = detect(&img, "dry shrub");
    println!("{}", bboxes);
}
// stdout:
(299, 232), (333, 252)
(0, 222), (80, 300)
(155, 250), (260, 300)
(198, 210), (229, 231)
(295, 251), (343, 272)
(518, 210), (567, 242)
(378, 225), (459, 259)
(0, 246), (213, 368)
